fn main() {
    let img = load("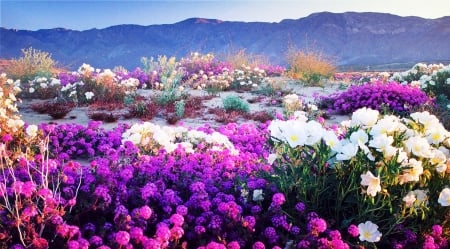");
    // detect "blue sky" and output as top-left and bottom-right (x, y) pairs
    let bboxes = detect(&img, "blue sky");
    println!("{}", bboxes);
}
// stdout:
(1, 0), (449, 31)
